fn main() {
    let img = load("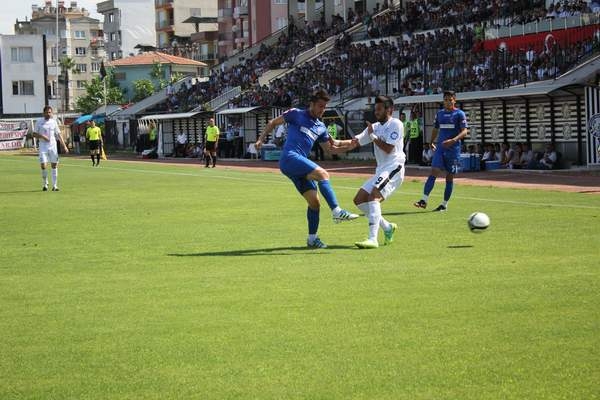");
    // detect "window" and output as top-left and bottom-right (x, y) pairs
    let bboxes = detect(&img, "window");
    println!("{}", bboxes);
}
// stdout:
(91, 62), (100, 72)
(76, 80), (87, 89)
(75, 47), (86, 56)
(11, 47), (33, 62)
(273, 0), (287, 4)
(110, 51), (117, 60)
(74, 30), (86, 39)
(77, 63), (87, 72)
(110, 32), (117, 41)
(108, 13), (114, 23)
(12, 81), (34, 95)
